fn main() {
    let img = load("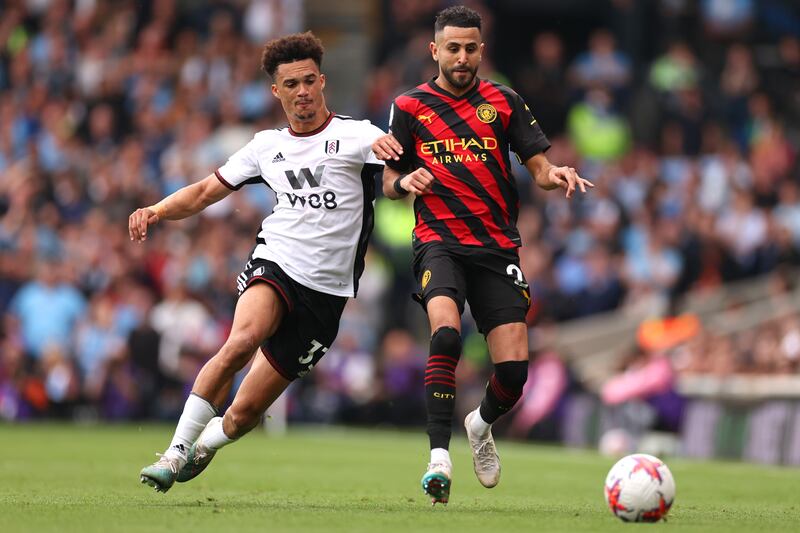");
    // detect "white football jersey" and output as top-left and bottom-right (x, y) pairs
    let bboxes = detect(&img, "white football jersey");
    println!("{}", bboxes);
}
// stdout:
(216, 114), (385, 297)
